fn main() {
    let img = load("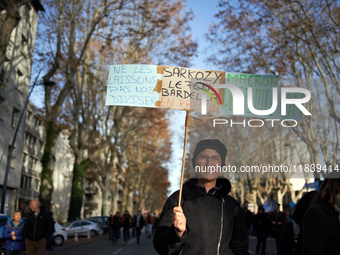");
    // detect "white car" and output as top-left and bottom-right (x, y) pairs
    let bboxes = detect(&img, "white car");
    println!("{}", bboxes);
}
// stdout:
(64, 220), (103, 237)
(53, 222), (68, 246)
